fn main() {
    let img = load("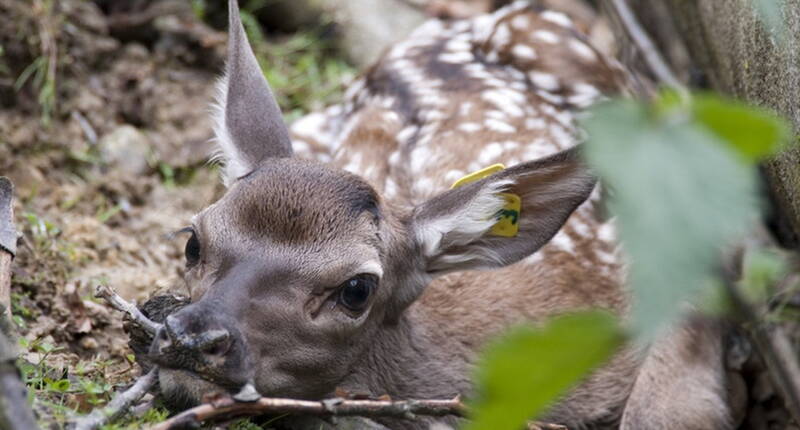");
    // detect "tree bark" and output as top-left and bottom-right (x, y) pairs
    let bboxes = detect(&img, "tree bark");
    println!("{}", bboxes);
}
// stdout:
(655, 0), (800, 247)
